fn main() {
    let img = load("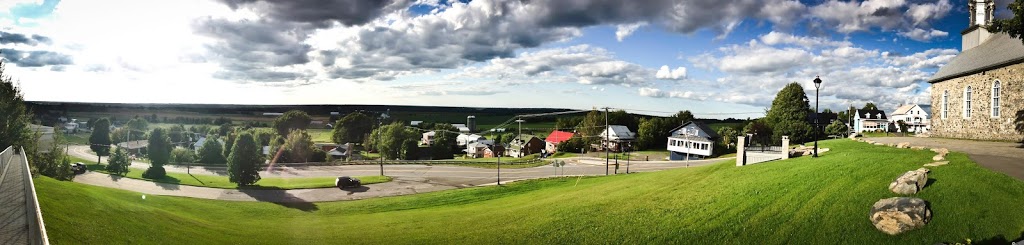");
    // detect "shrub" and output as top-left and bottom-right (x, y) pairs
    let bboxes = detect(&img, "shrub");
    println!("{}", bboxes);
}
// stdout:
(106, 147), (131, 176)
(312, 148), (328, 162)
(142, 167), (166, 179)
(170, 148), (196, 164)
